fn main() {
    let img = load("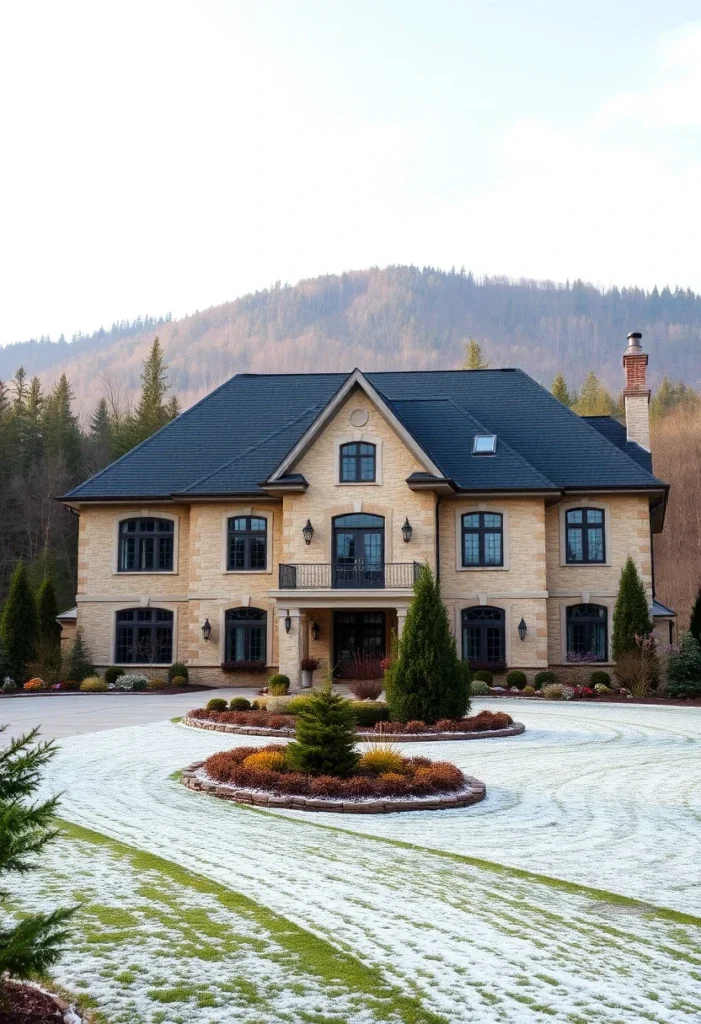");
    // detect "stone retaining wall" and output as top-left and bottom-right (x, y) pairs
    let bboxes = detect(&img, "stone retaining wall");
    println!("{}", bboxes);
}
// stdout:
(182, 714), (525, 742)
(181, 762), (487, 813)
